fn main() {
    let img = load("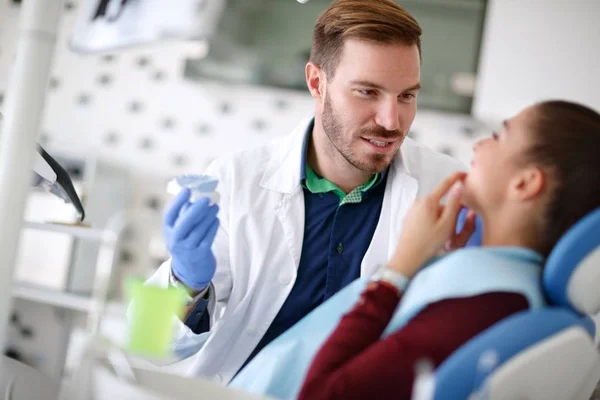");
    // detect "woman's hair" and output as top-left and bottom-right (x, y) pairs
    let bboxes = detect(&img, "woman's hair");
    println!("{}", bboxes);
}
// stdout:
(310, 0), (422, 78)
(526, 100), (600, 256)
